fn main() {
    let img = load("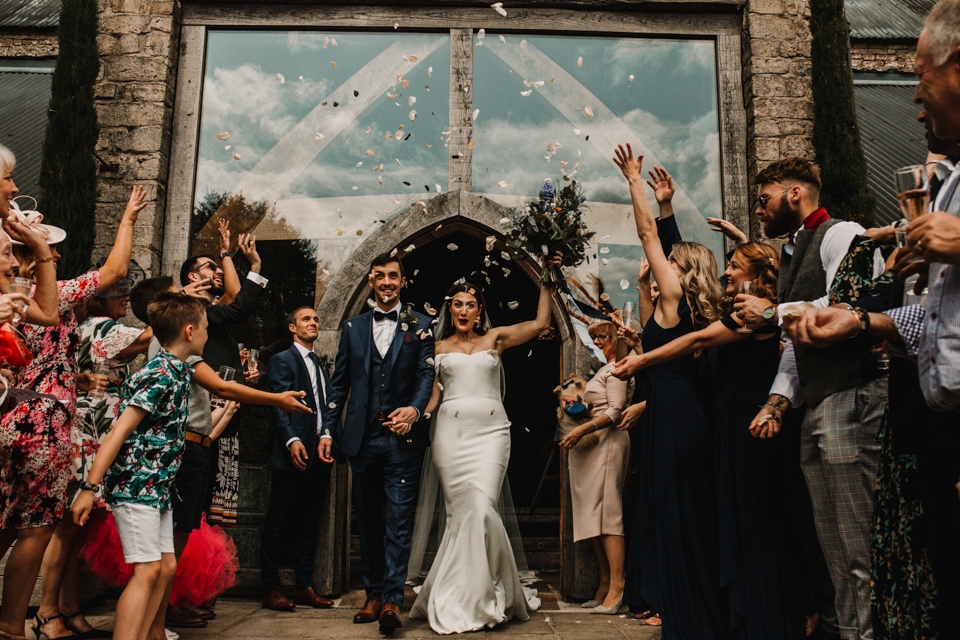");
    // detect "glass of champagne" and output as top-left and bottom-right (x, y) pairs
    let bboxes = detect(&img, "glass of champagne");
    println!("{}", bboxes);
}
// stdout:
(8, 277), (32, 323)
(246, 348), (259, 375)
(736, 281), (754, 334)
(894, 165), (930, 263)
(238, 343), (247, 366)
(211, 365), (235, 408)
(622, 301), (636, 327)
